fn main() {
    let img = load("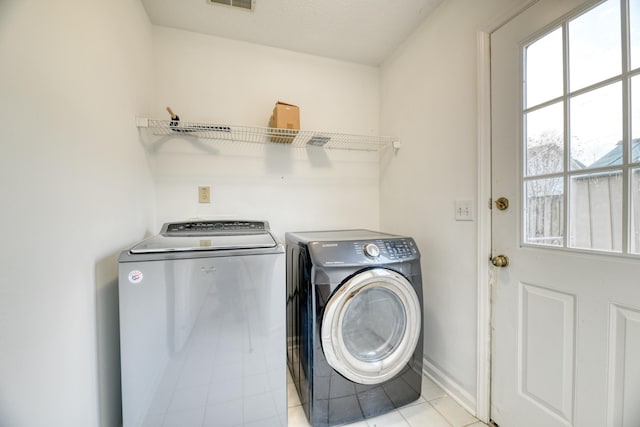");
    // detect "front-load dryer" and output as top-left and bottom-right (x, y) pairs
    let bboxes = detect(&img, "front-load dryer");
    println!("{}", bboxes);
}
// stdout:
(285, 230), (423, 427)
